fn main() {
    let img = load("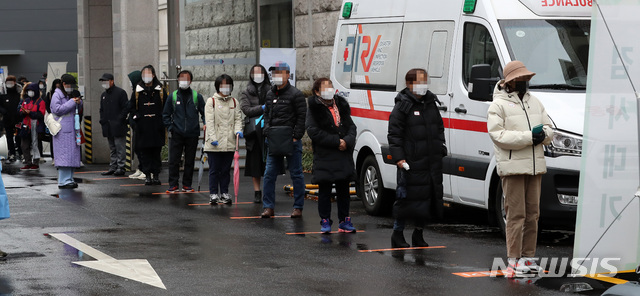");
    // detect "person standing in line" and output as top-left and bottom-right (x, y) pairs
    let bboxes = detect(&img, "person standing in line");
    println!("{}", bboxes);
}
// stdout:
(261, 61), (306, 218)
(162, 70), (205, 193)
(44, 79), (62, 165)
(130, 65), (166, 186)
(239, 64), (270, 203)
(126, 70), (146, 181)
(51, 74), (83, 189)
(388, 68), (446, 248)
(0, 75), (22, 163)
(306, 78), (357, 233)
(98, 73), (129, 176)
(18, 83), (46, 170)
(487, 61), (553, 278)
(204, 74), (243, 204)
